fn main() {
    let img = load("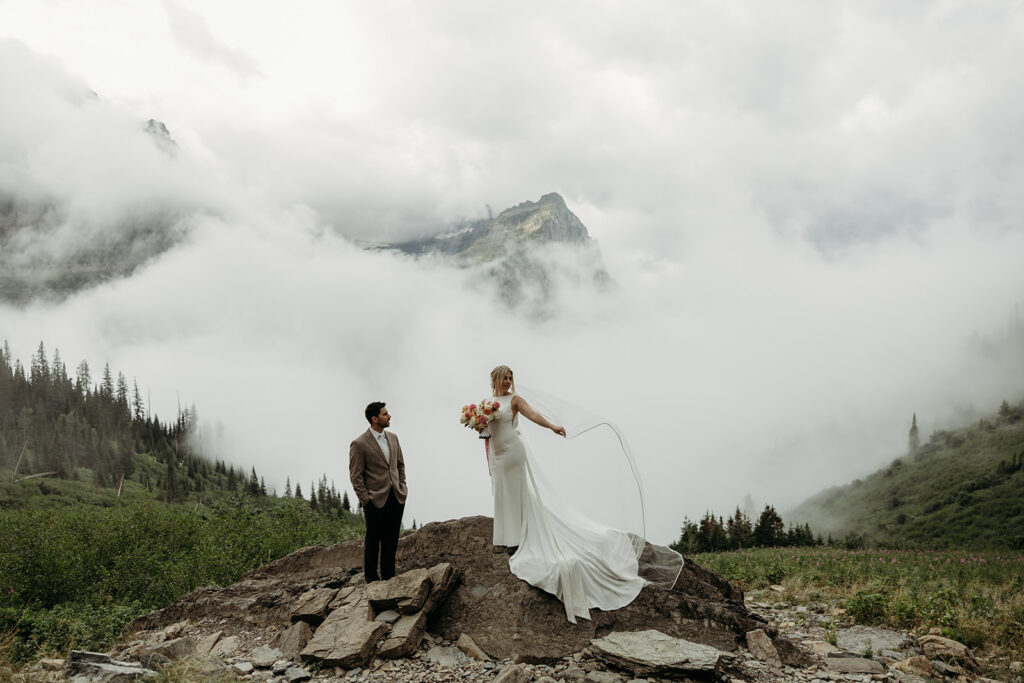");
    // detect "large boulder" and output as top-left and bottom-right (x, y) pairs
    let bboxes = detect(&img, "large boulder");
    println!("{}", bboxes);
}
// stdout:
(299, 595), (389, 668)
(123, 516), (766, 663)
(590, 630), (725, 678)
